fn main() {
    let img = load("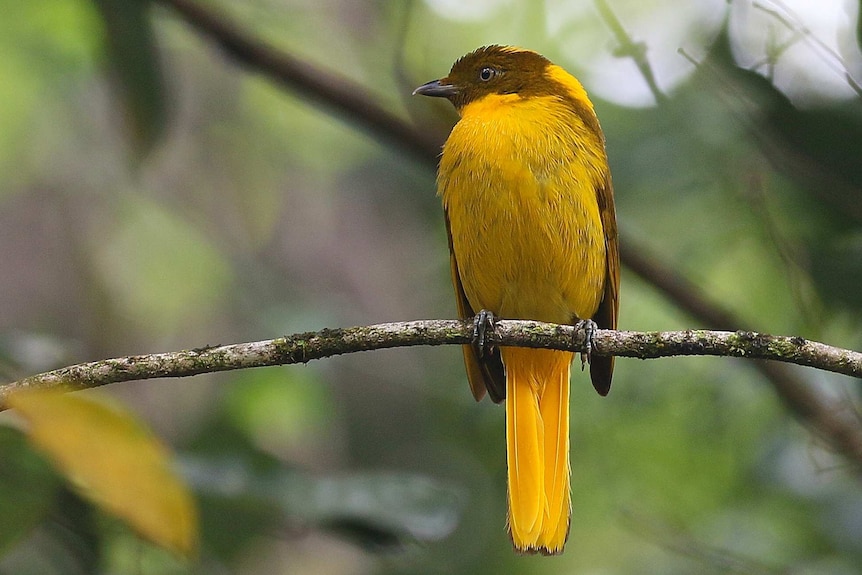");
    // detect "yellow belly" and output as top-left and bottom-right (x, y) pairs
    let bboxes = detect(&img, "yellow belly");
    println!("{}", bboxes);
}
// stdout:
(439, 96), (607, 324)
